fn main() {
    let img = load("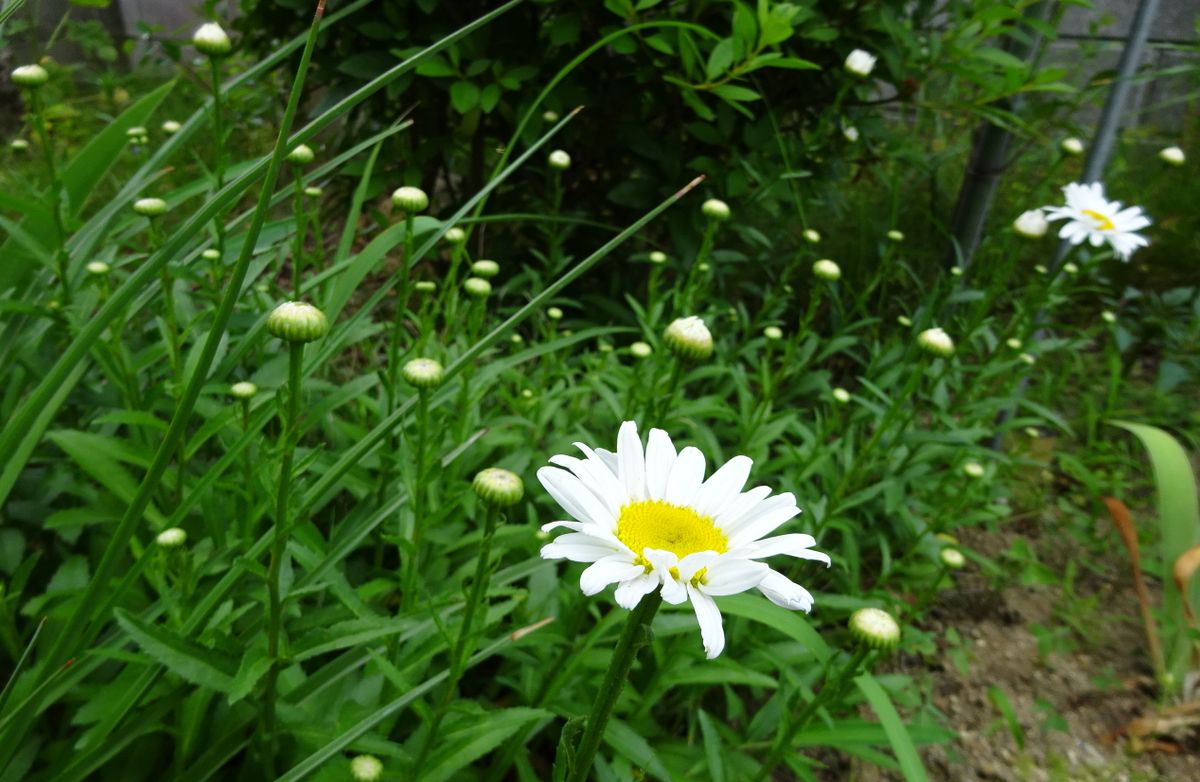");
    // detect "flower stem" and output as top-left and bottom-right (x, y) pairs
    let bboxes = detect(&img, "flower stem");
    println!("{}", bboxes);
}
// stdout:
(208, 57), (227, 291)
(566, 593), (663, 782)
(291, 167), (306, 298)
(29, 89), (70, 305)
(401, 389), (430, 607)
